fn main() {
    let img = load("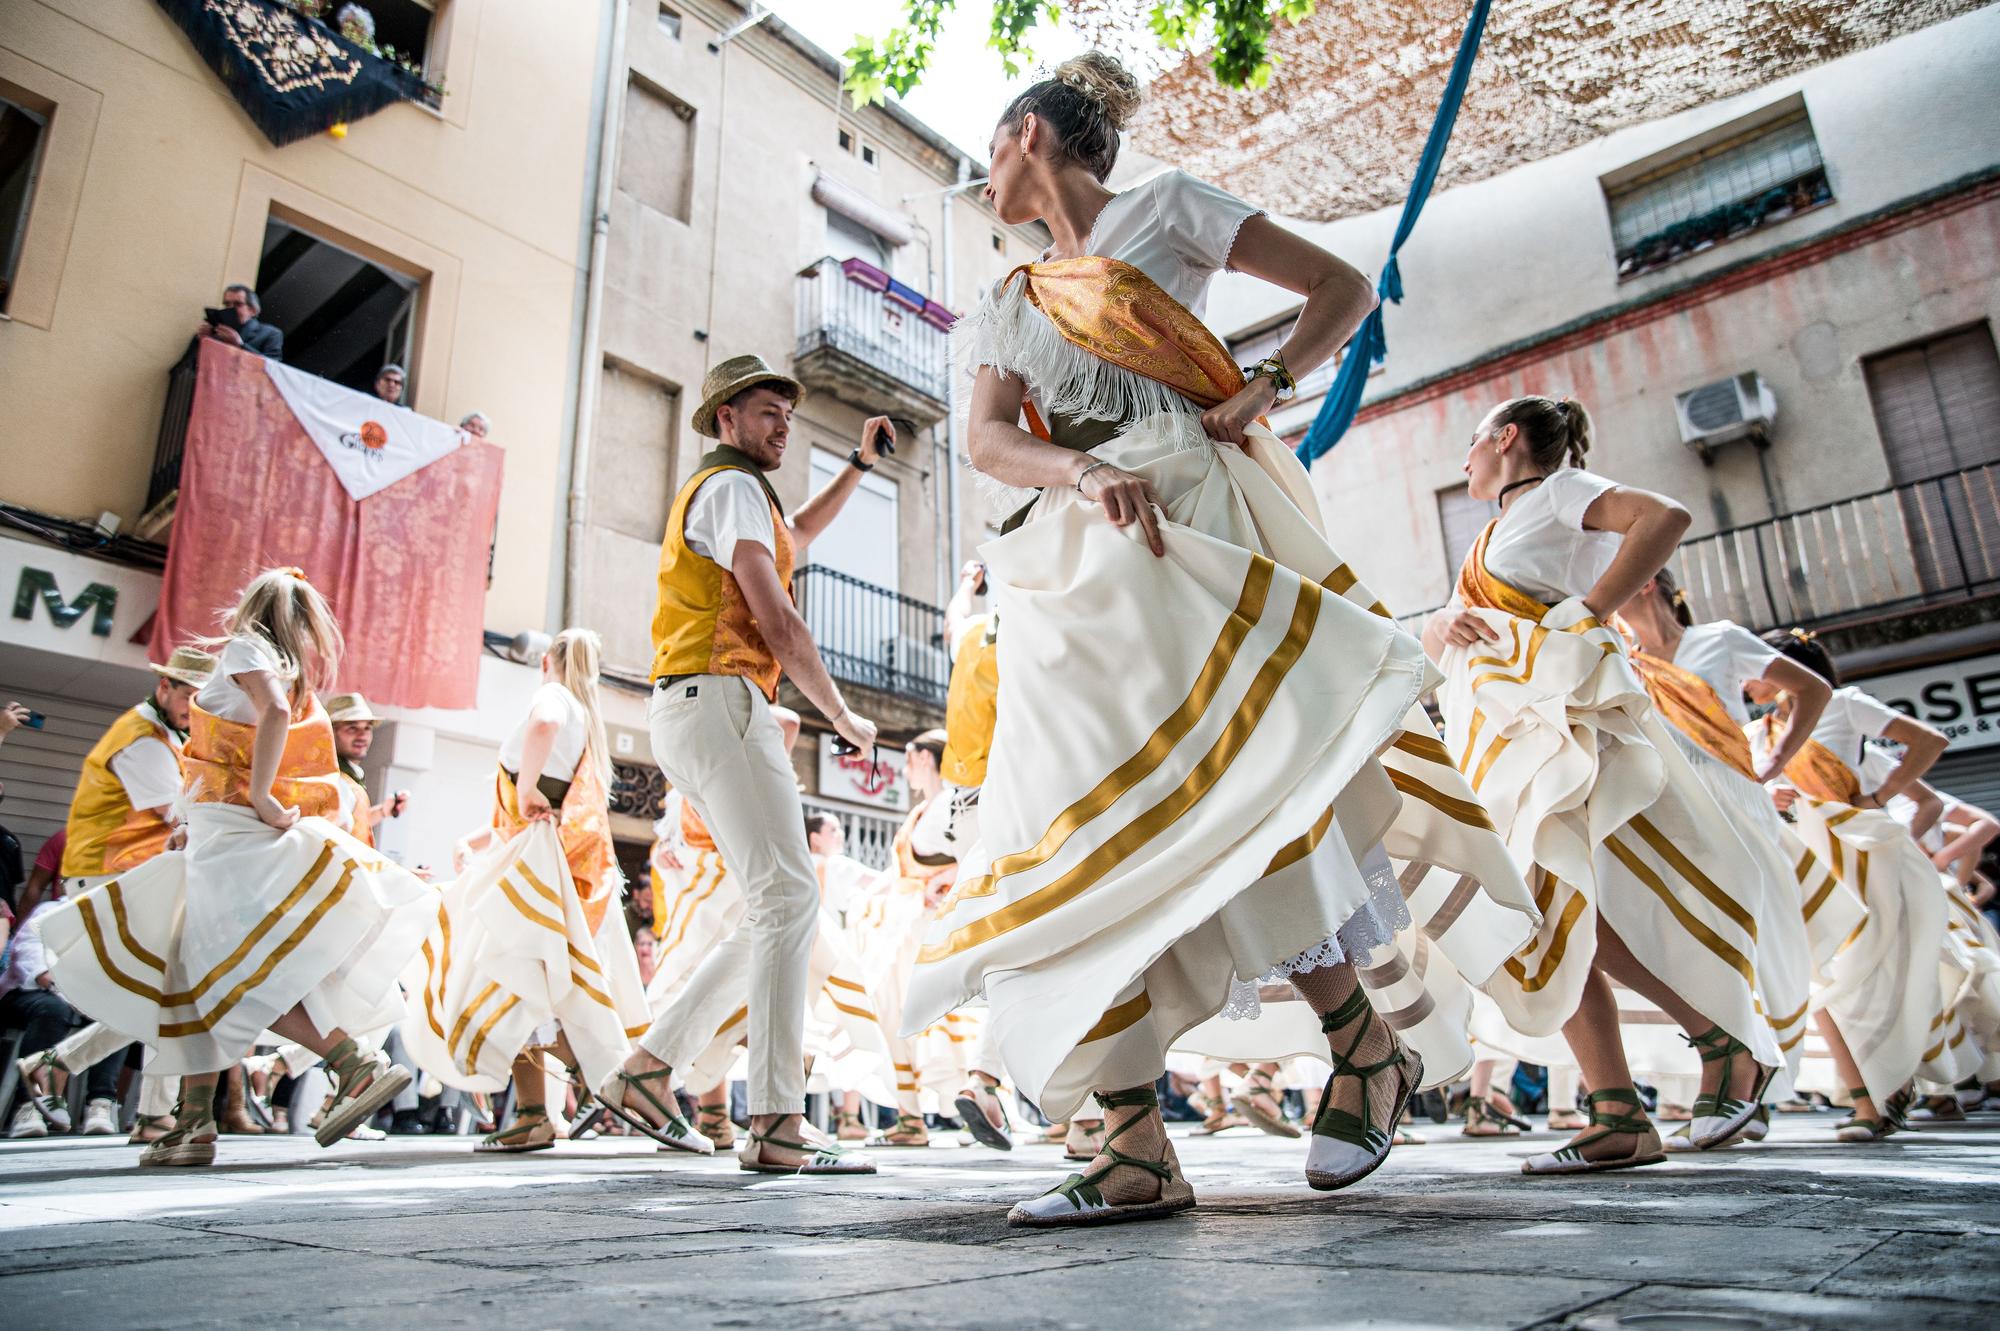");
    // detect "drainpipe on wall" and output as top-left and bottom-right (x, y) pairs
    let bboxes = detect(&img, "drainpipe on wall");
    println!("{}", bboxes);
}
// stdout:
(565, 0), (632, 628)
(943, 155), (969, 586)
